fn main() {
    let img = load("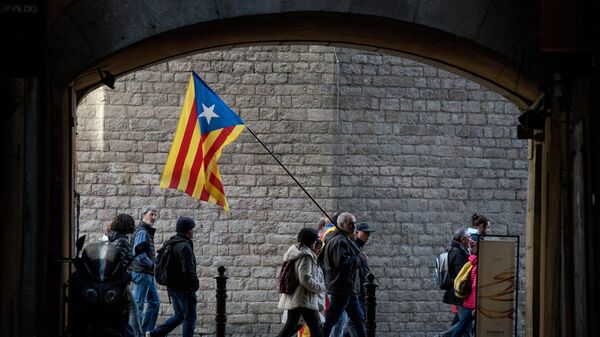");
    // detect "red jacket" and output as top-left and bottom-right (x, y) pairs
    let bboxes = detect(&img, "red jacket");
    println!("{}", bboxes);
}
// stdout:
(463, 255), (478, 309)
